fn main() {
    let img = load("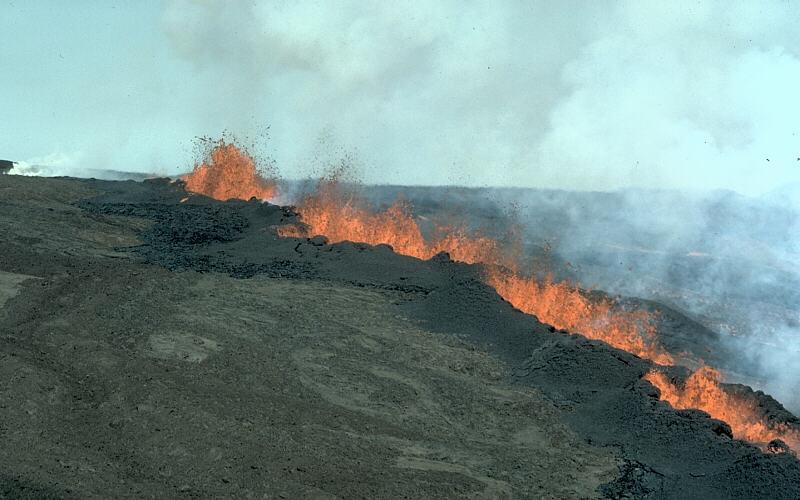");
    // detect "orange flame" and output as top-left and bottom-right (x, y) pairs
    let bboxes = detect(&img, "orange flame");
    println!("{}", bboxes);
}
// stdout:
(188, 148), (796, 453)
(280, 179), (671, 364)
(278, 180), (516, 267)
(486, 269), (674, 365)
(183, 141), (277, 201)
(645, 368), (799, 451)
